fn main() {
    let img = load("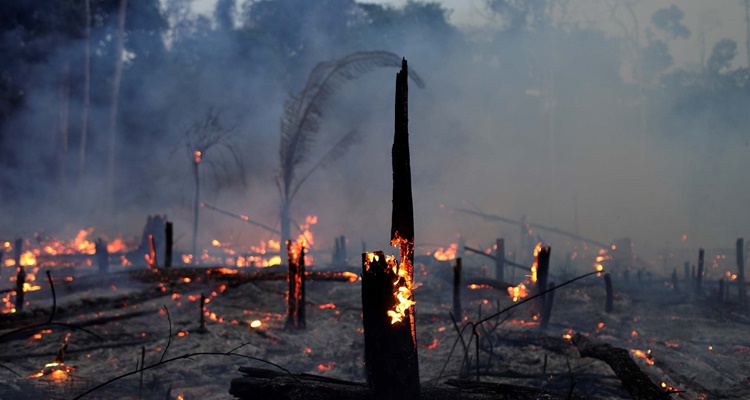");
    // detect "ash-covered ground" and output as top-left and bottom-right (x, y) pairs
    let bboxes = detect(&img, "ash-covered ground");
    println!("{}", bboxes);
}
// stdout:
(1, 254), (749, 400)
